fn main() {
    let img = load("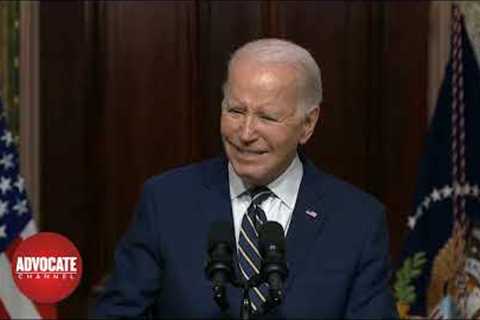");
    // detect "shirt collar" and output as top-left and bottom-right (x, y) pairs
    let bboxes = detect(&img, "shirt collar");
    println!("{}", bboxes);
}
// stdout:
(228, 154), (303, 209)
